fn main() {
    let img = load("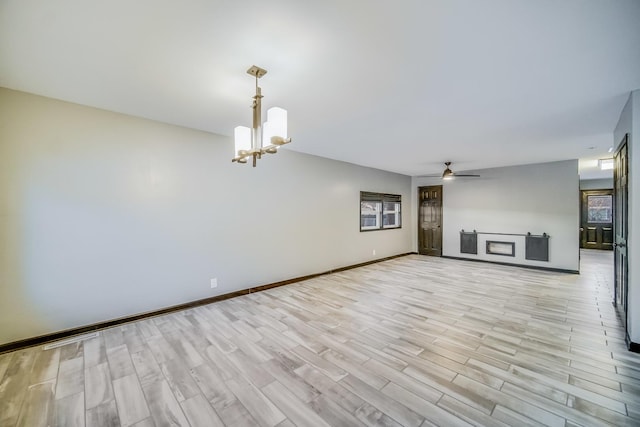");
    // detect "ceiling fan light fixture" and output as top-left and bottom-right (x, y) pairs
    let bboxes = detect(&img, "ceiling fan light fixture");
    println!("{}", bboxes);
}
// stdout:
(442, 161), (454, 180)
(416, 161), (480, 180)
